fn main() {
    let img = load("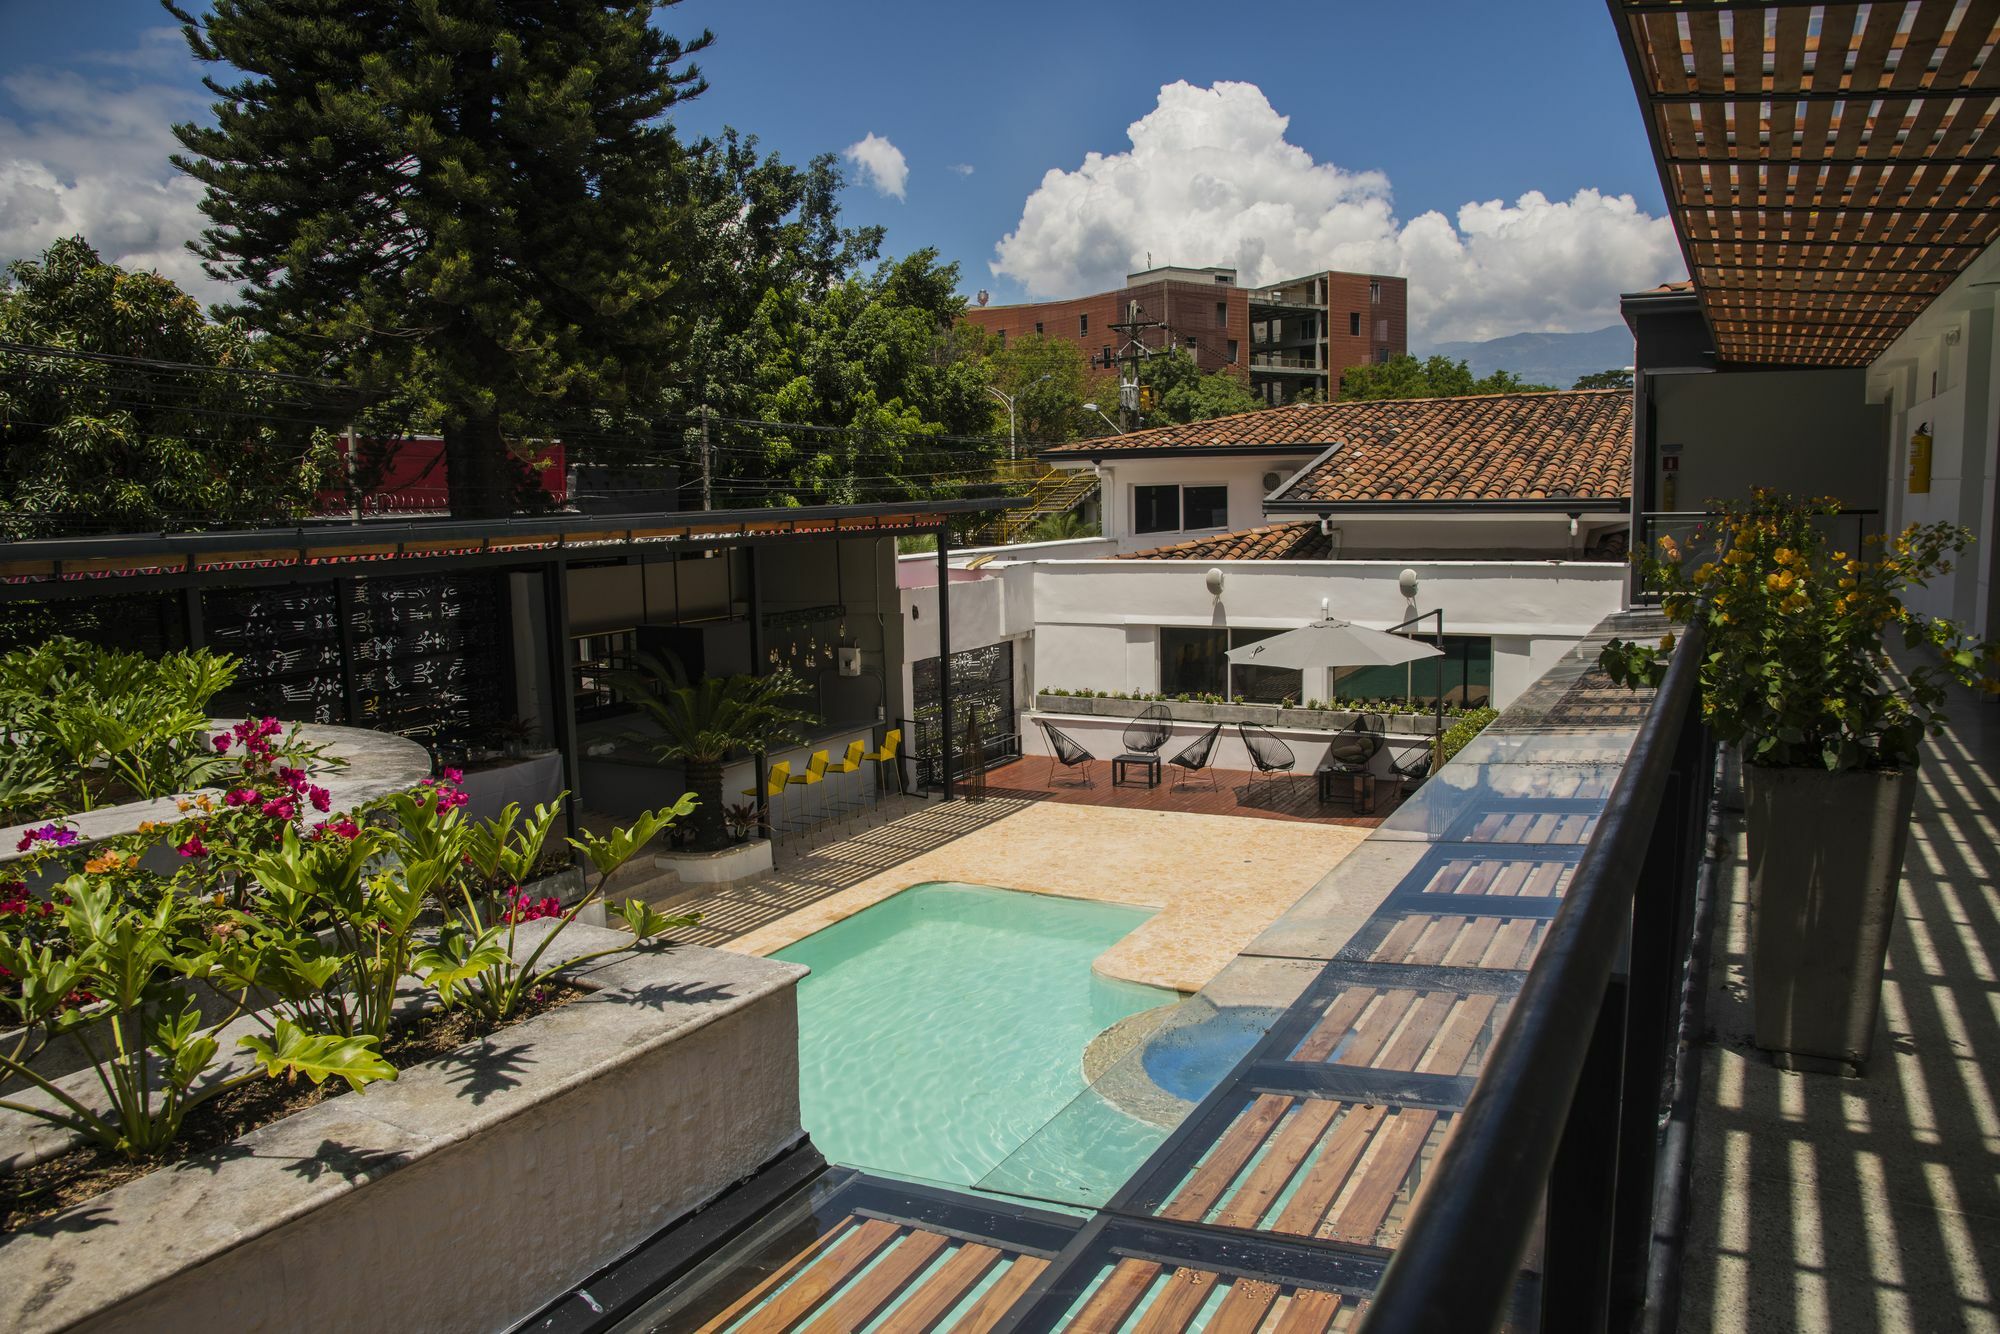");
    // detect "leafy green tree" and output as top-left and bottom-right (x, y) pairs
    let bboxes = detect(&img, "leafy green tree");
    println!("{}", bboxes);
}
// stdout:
(1141, 349), (1261, 424)
(1574, 368), (1635, 390)
(1335, 354), (1554, 402)
(732, 249), (1001, 503)
(987, 333), (1101, 447)
(0, 238), (340, 537)
(166, 0), (711, 517)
